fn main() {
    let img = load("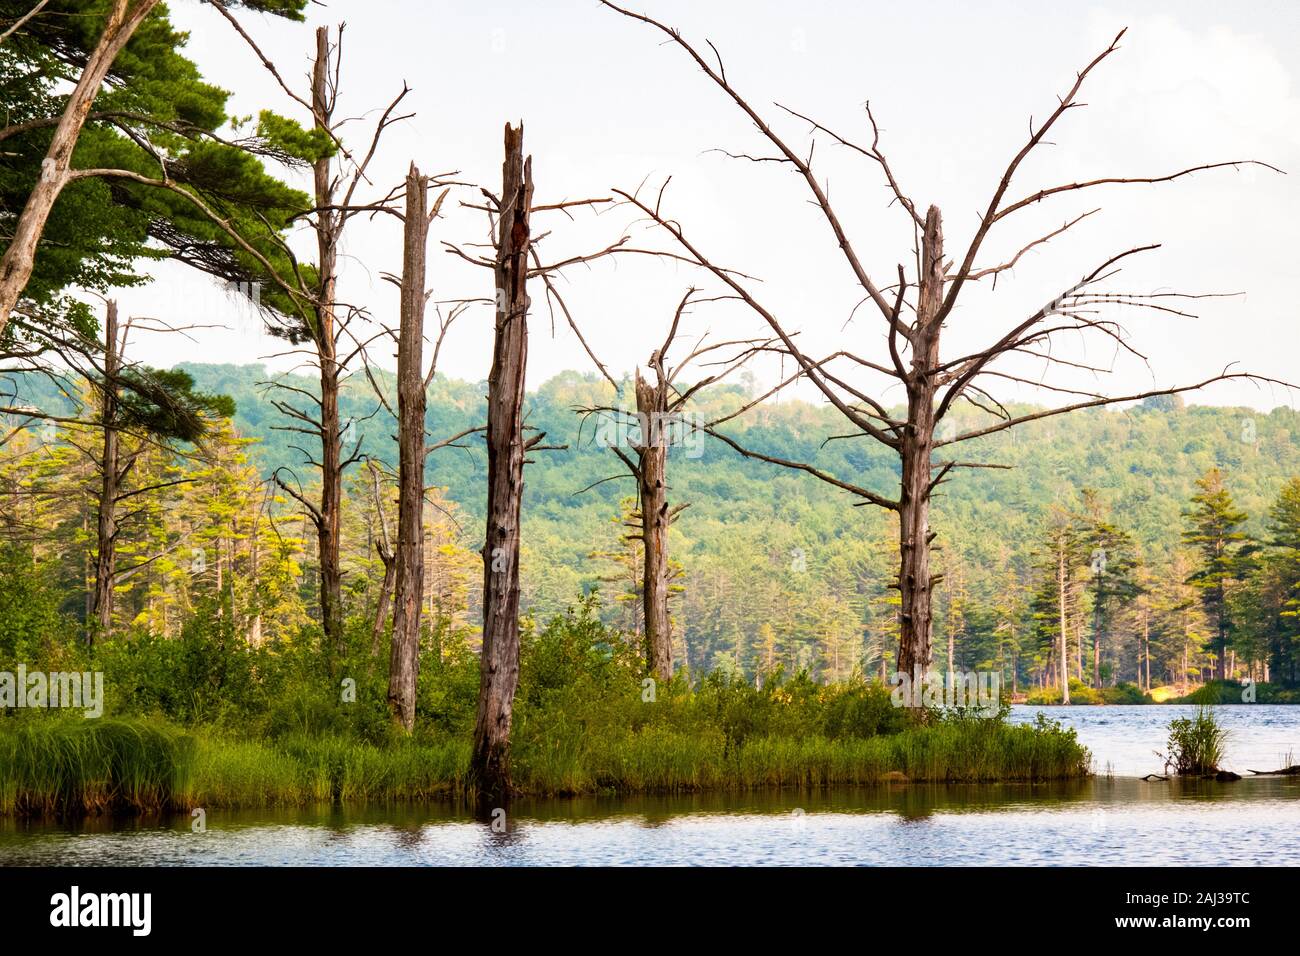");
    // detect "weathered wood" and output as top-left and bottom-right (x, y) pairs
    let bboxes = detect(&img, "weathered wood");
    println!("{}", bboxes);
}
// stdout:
(1057, 541), (1071, 704)
(635, 369), (673, 681)
(387, 164), (430, 732)
(895, 207), (942, 679)
(471, 123), (533, 805)
(365, 461), (396, 655)
(90, 300), (121, 647)
(310, 26), (345, 656)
